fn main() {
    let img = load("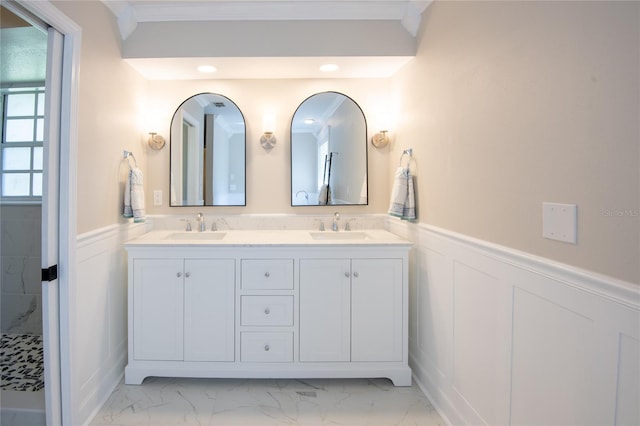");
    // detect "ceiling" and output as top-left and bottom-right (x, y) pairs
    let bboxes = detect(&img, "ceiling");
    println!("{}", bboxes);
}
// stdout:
(103, 0), (431, 80)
